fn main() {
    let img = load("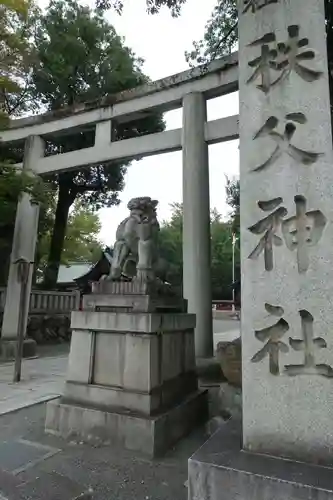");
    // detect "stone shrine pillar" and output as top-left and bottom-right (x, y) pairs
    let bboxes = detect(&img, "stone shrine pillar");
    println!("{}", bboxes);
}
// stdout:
(182, 92), (213, 359)
(188, 1), (333, 498)
(239, 0), (333, 461)
(1, 135), (44, 360)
